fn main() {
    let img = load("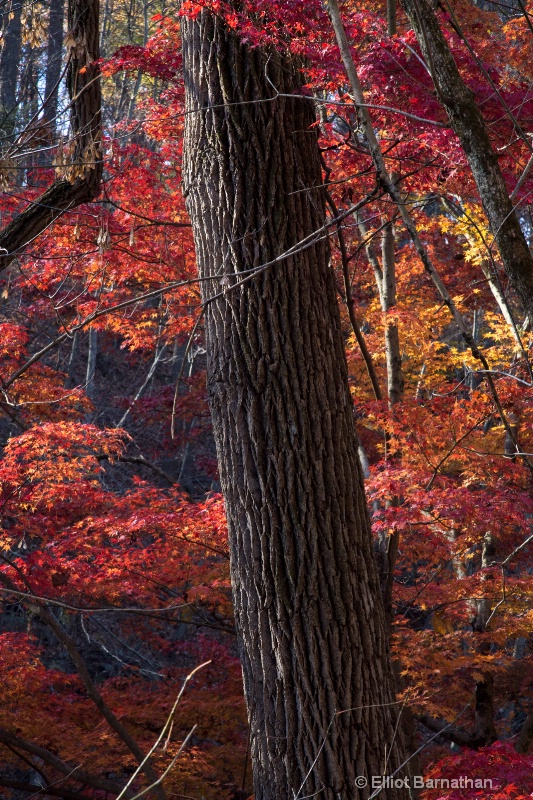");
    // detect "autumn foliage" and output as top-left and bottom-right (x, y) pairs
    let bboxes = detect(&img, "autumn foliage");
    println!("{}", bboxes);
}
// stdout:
(1, 0), (533, 798)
